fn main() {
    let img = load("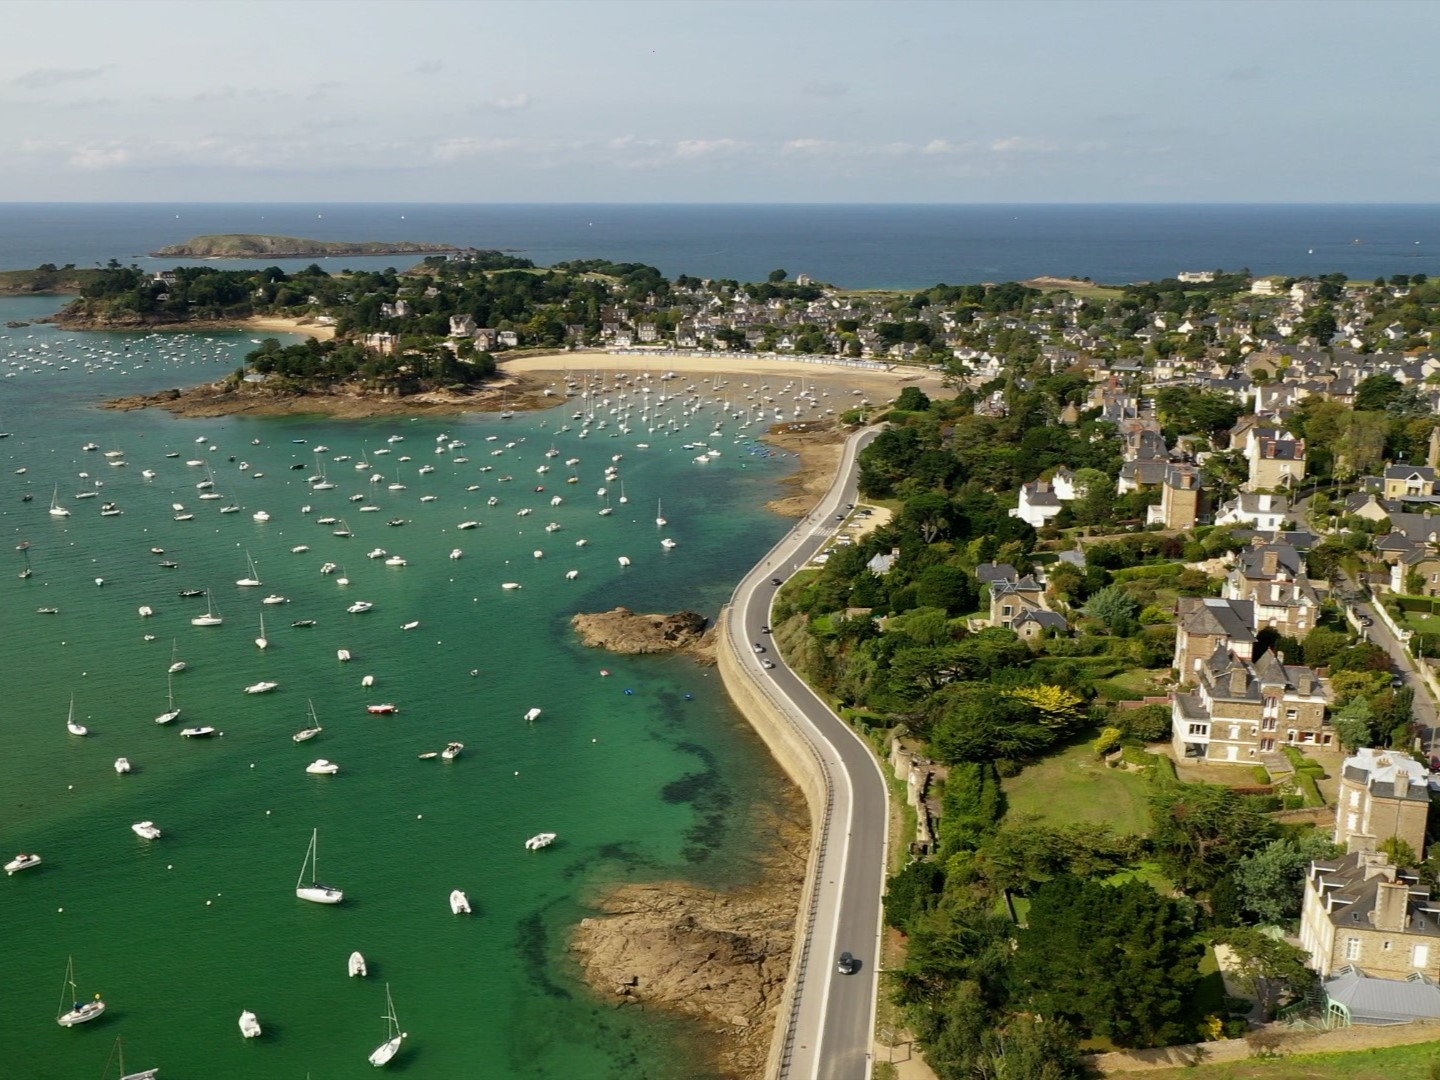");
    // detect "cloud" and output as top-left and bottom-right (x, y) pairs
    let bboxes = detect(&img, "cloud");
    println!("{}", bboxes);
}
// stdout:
(67, 141), (132, 170)
(988, 135), (1056, 153)
(12, 66), (108, 89)
(471, 92), (531, 112)
(431, 136), (523, 162)
(674, 138), (745, 159)
(413, 59), (444, 75)
(801, 81), (848, 97)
